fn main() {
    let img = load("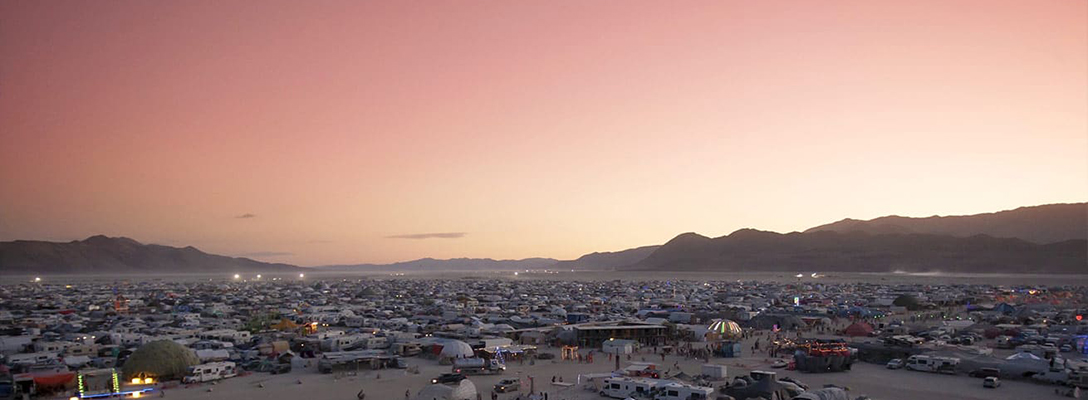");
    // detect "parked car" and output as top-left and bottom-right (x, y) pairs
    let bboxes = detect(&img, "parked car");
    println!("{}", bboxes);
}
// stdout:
(983, 377), (1001, 388)
(886, 359), (904, 369)
(494, 378), (520, 393)
(431, 373), (466, 385)
(536, 352), (555, 360)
